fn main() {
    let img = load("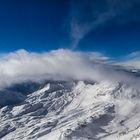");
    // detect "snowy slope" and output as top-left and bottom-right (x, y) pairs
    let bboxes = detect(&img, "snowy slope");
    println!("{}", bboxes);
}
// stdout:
(0, 79), (140, 140)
